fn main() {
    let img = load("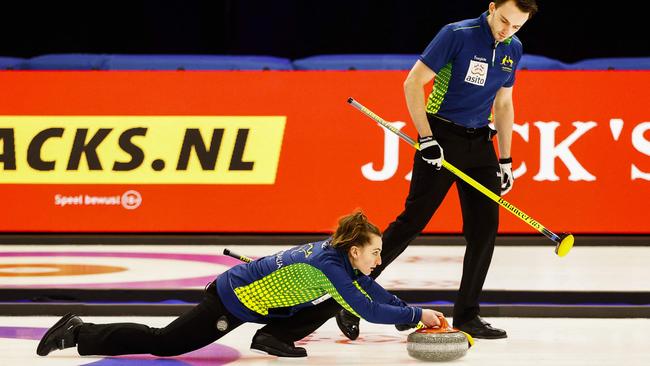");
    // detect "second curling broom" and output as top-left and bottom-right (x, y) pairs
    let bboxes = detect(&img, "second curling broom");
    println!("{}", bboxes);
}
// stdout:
(347, 97), (574, 257)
